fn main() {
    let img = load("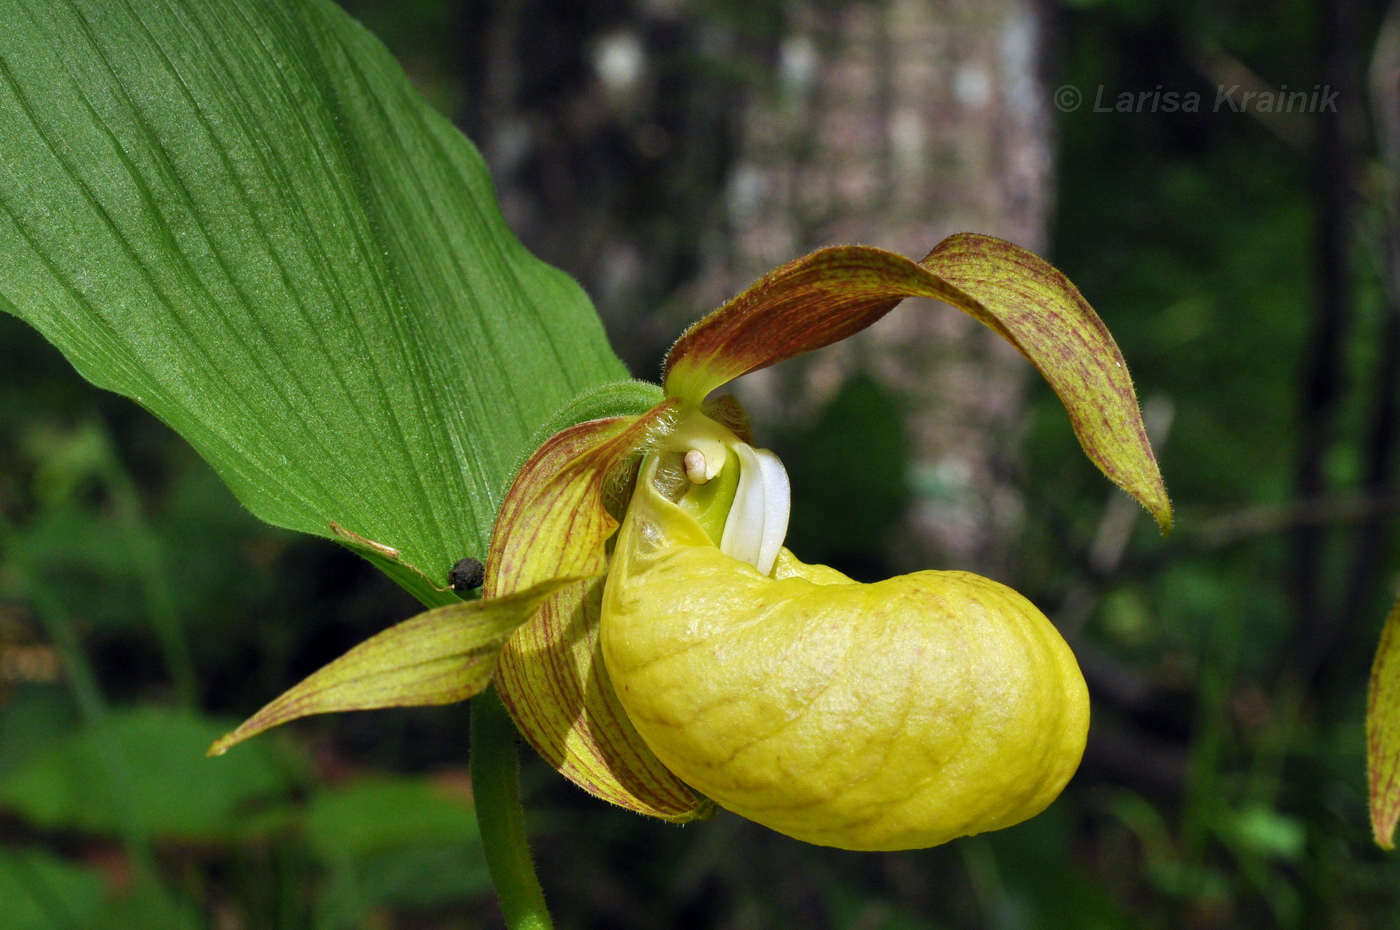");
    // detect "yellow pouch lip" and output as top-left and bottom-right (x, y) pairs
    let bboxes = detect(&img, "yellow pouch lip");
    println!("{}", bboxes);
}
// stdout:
(601, 459), (1090, 851)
